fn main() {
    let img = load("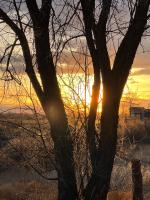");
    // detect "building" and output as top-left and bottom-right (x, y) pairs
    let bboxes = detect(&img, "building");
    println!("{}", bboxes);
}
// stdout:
(130, 107), (150, 120)
(144, 109), (150, 119)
